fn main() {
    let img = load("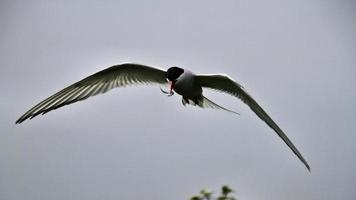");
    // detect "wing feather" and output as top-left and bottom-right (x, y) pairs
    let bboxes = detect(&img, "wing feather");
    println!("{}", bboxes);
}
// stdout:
(16, 63), (167, 123)
(197, 74), (310, 171)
